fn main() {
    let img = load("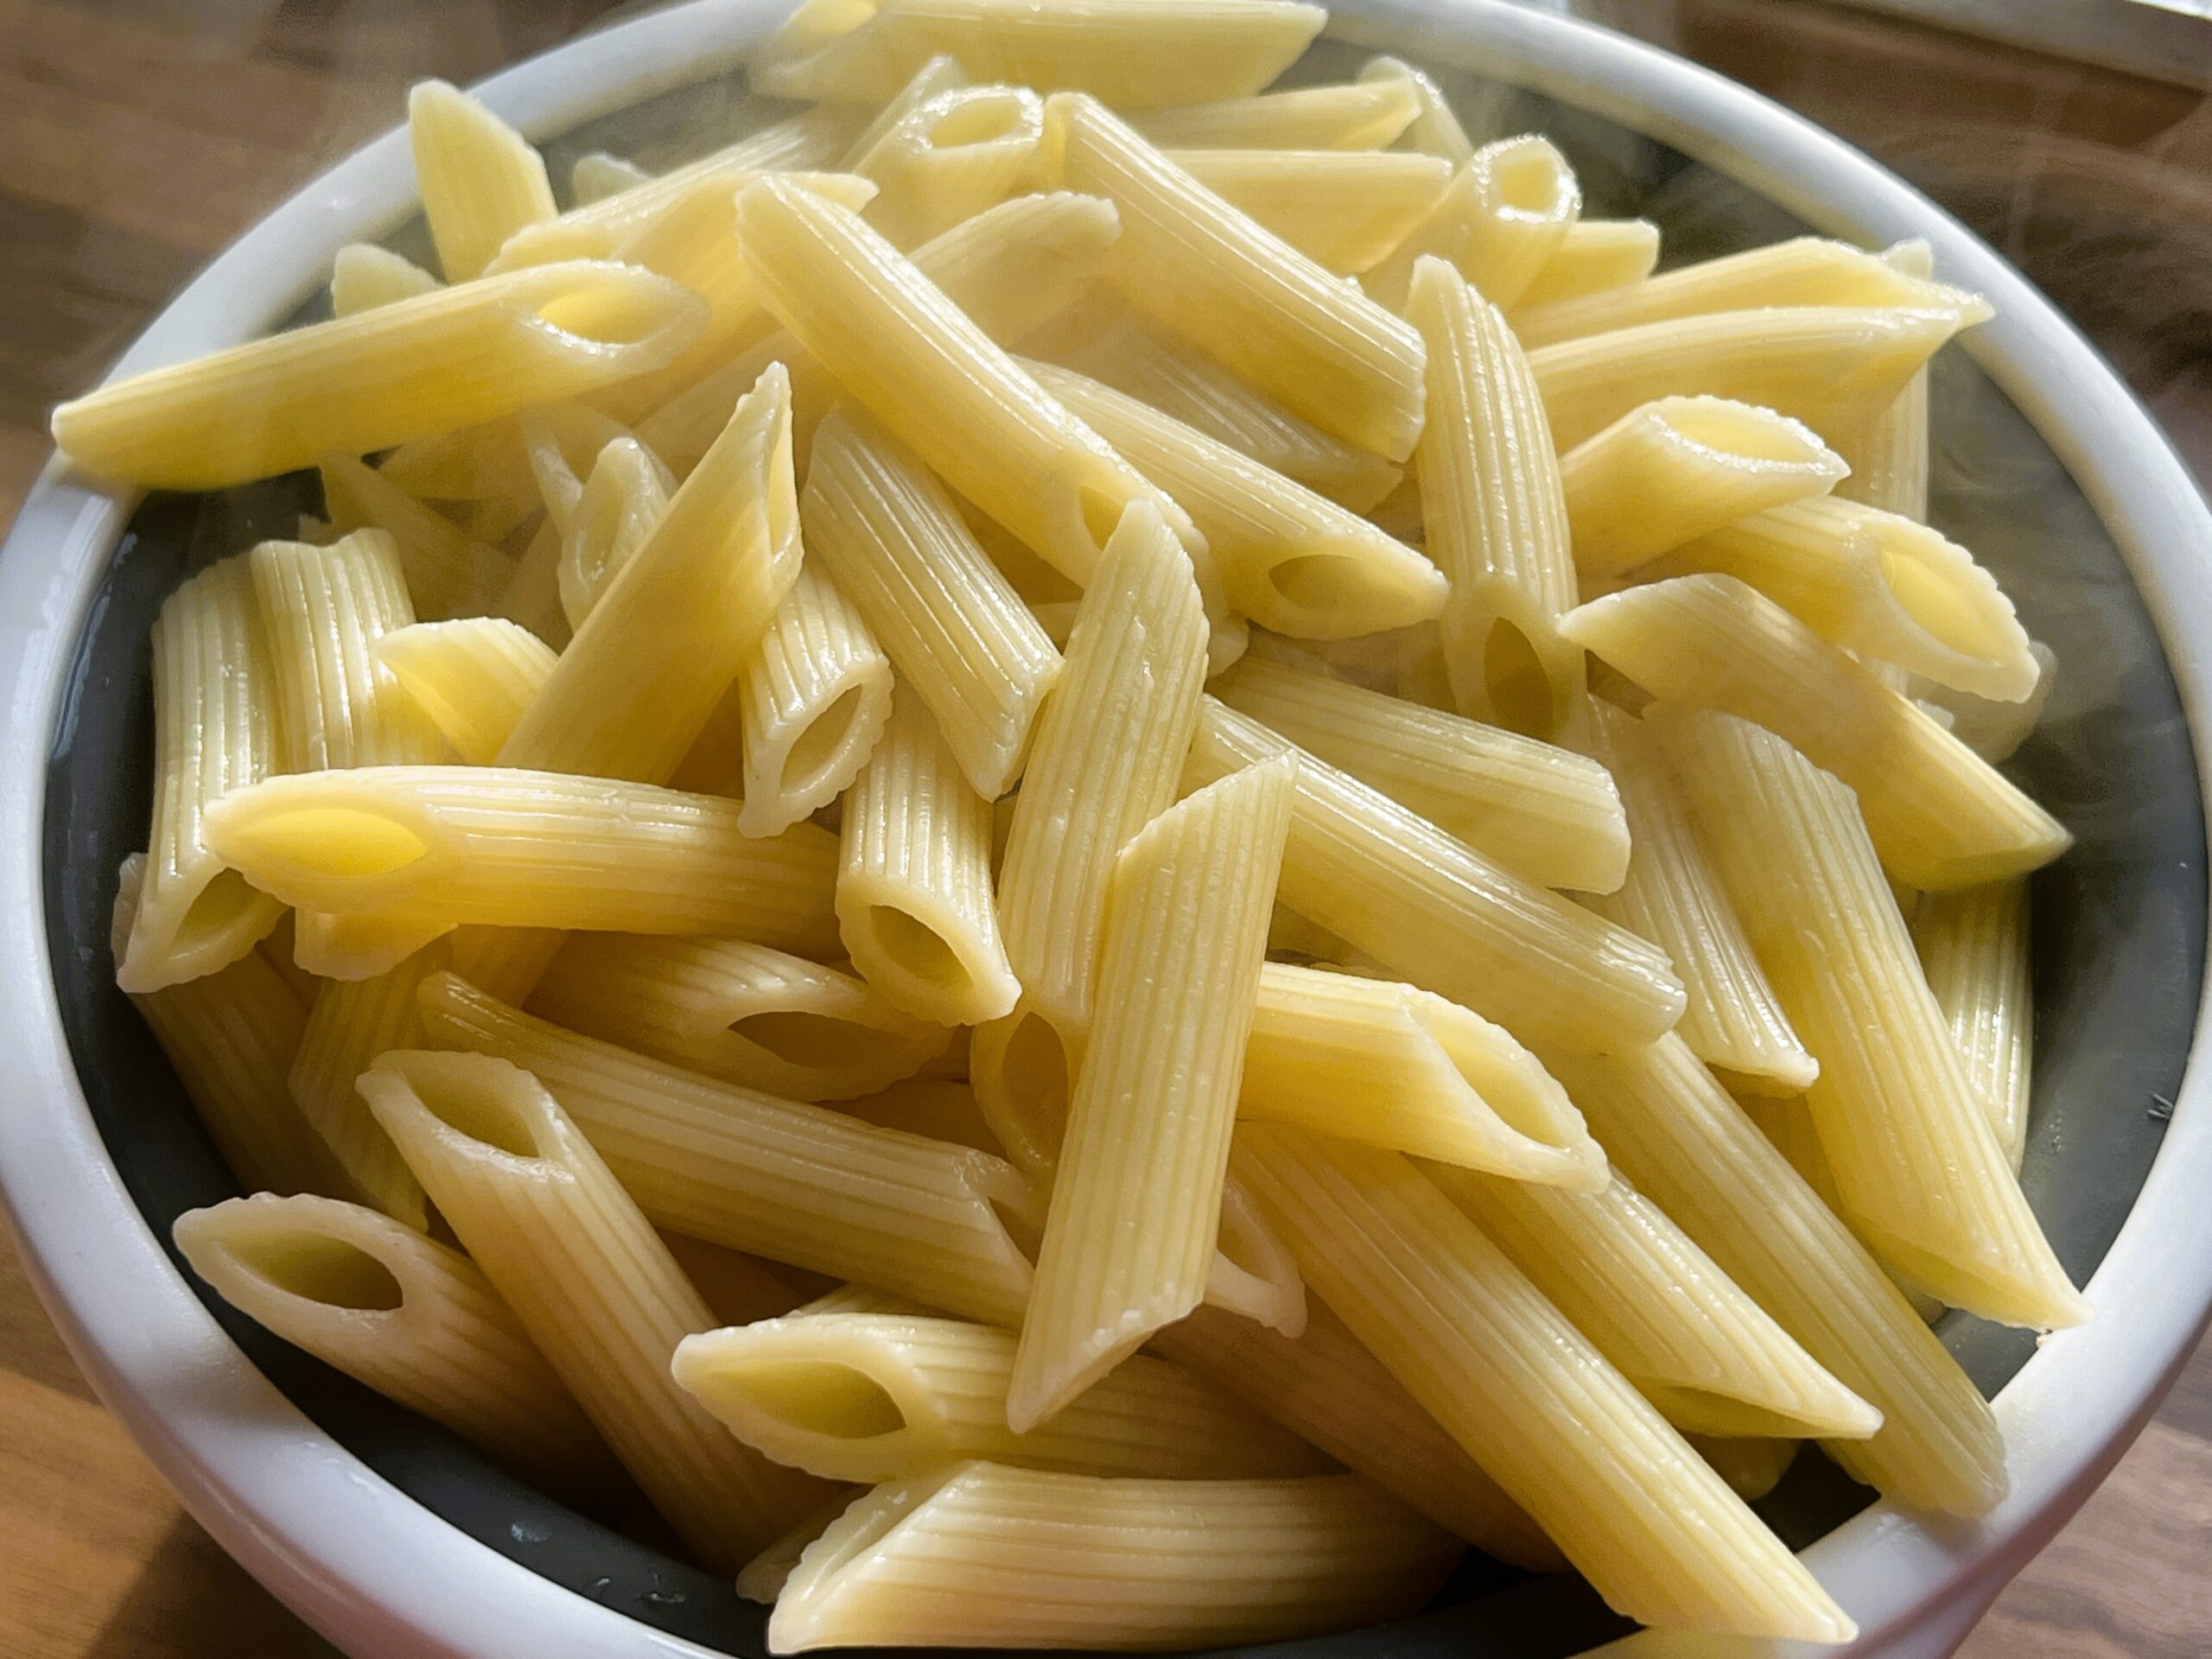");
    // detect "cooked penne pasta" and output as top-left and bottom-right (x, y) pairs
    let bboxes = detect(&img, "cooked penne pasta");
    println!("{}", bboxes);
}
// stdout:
(407, 80), (557, 283)
(1356, 55), (1475, 164)
(1185, 698), (1685, 1050)
(557, 435), (673, 627)
(855, 85), (1046, 247)
(569, 150), (652, 202)
(1365, 134), (1581, 313)
(1136, 79), (1421, 150)
(413, 971), (1039, 1324)
(316, 455), (518, 623)
(372, 618), (556, 766)
(1407, 257), (1583, 739)
(658, 1232), (820, 1327)
(754, 0), (1325, 106)
(1656, 704), (2082, 1328)
(1921, 639), (2057, 765)
(1579, 698), (1815, 1092)
(802, 409), (1062, 798)
(517, 400), (632, 540)
(1832, 243), (1936, 518)
(174, 1192), (613, 1494)
(740, 566), (894, 836)
(841, 54), (972, 166)
(531, 934), (950, 1102)
(1692, 1436), (1799, 1504)
(1167, 147), (1450, 274)
(1560, 575), (2070, 887)
(53, 260), (704, 492)
(835, 1077), (1000, 1152)
(329, 243), (441, 317)
(203, 766), (840, 950)
(1560, 396), (1848, 577)
(361, 1051), (836, 1567)
(1234, 1124), (1853, 1642)
(1515, 217), (1661, 309)
(1215, 654), (1628, 892)
(1914, 879), (2034, 1173)
(675, 1312), (1323, 1482)
(837, 690), (1020, 1027)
